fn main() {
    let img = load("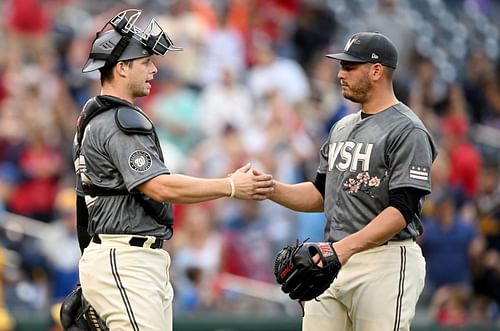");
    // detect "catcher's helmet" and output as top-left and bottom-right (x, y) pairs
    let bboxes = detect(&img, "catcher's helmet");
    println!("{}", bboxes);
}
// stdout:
(82, 9), (182, 73)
